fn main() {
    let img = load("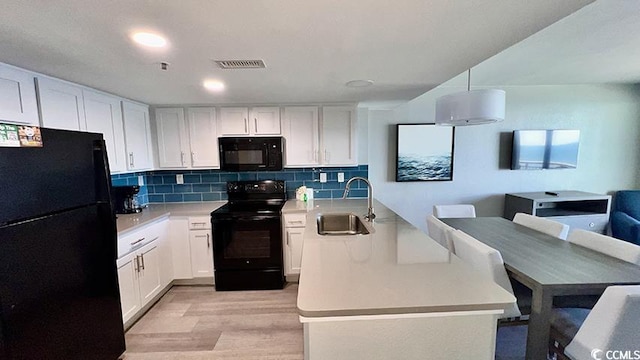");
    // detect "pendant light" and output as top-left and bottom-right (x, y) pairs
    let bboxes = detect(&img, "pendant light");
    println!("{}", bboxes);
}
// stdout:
(435, 69), (505, 126)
